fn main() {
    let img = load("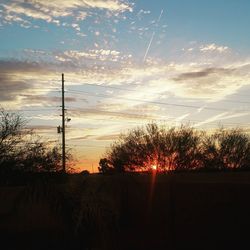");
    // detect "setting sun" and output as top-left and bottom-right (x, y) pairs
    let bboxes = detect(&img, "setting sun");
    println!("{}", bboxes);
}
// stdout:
(151, 165), (157, 171)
